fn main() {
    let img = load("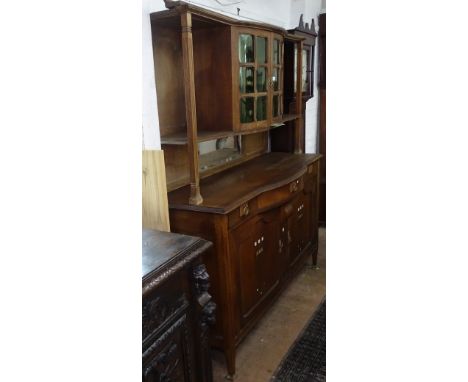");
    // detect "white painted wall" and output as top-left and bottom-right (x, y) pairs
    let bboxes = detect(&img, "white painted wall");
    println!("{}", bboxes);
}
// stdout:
(142, 0), (162, 149)
(142, 0), (325, 152)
